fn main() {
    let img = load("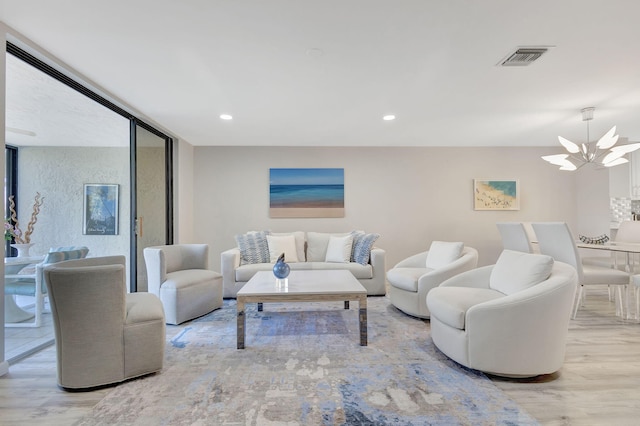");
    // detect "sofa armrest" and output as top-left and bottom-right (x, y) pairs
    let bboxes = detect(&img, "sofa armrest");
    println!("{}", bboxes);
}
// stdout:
(369, 247), (386, 274)
(221, 248), (241, 297)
